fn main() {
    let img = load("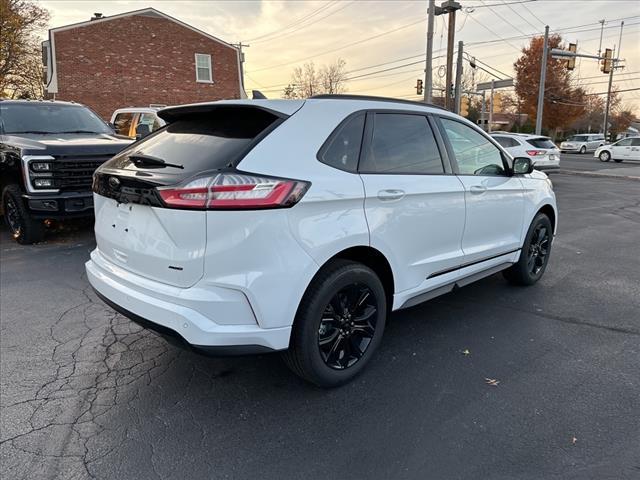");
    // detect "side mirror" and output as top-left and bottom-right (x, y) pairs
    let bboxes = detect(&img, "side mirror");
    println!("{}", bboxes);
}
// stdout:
(513, 157), (534, 175)
(135, 123), (152, 140)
